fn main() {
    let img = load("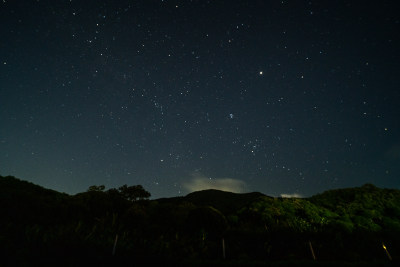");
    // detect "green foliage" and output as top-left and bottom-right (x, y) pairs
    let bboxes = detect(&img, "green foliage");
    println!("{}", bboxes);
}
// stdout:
(310, 183), (400, 233)
(2, 175), (400, 264)
(238, 196), (338, 233)
(184, 189), (264, 215)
